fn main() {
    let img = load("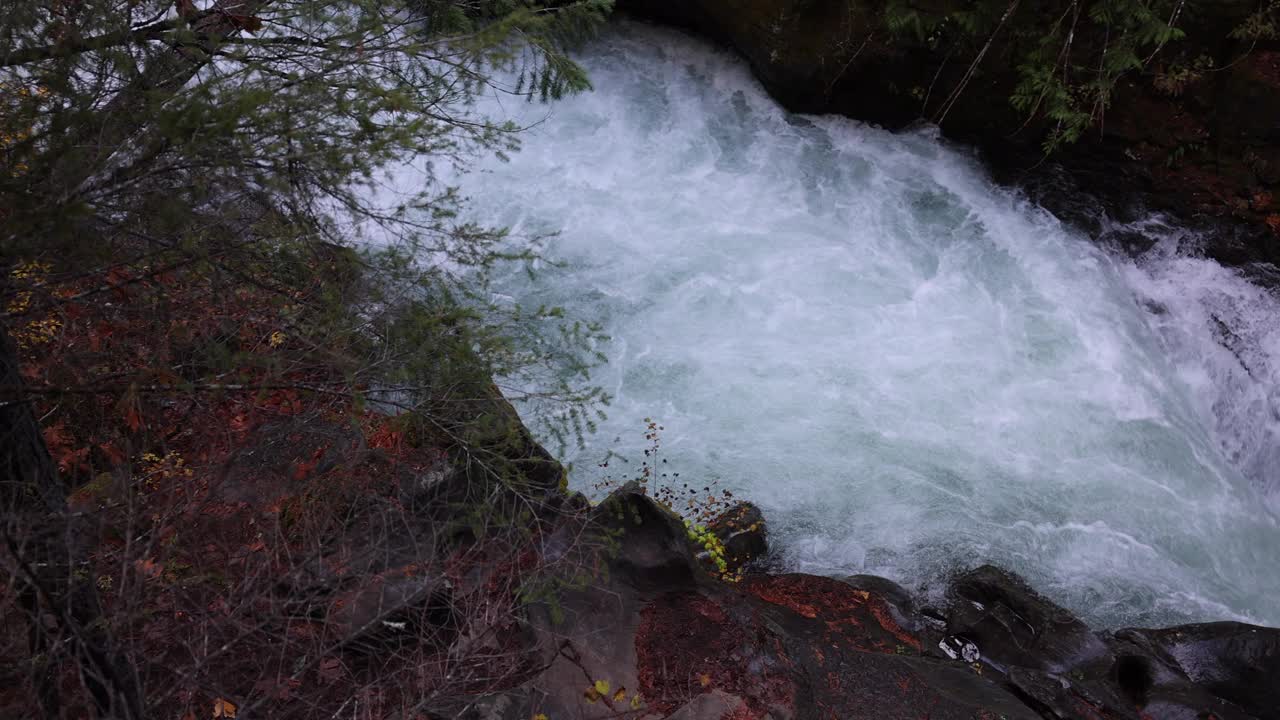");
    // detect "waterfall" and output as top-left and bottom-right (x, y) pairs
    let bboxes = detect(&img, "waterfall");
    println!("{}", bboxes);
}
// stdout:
(439, 21), (1280, 628)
